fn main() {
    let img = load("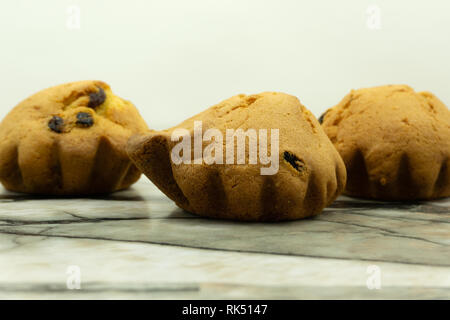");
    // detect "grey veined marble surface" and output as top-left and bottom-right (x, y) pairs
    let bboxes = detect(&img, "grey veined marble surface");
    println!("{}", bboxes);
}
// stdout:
(0, 178), (449, 299)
